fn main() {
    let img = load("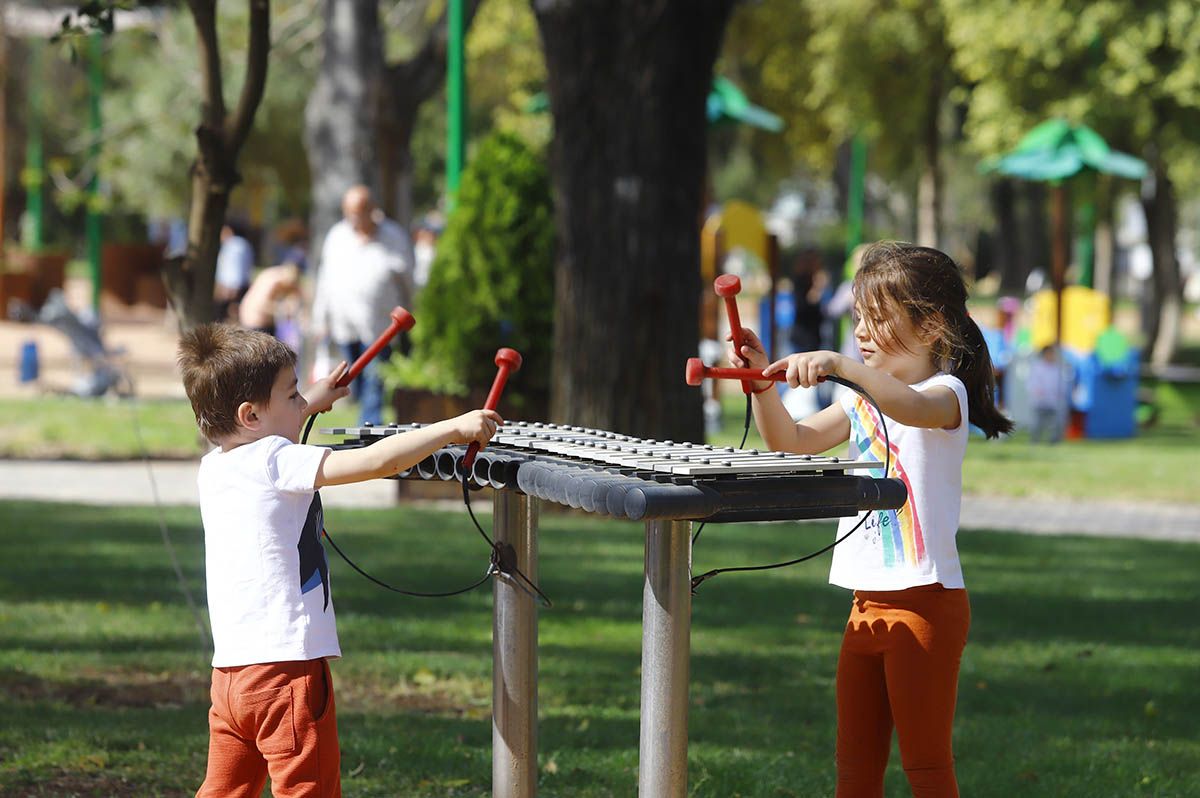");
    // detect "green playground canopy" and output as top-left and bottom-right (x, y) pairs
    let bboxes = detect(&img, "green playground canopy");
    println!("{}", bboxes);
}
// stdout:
(706, 76), (784, 132)
(981, 119), (1147, 181)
